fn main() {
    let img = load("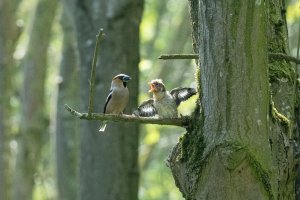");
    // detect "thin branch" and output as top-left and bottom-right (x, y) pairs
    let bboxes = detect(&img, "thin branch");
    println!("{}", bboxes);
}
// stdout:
(65, 104), (189, 127)
(297, 23), (300, 60)
(88, 28), (105, 117)
(269, 53), (300, 65)
(297, 21), (300, 75)
(158, 53), (300, 64)
(158, 54), (198, 60)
